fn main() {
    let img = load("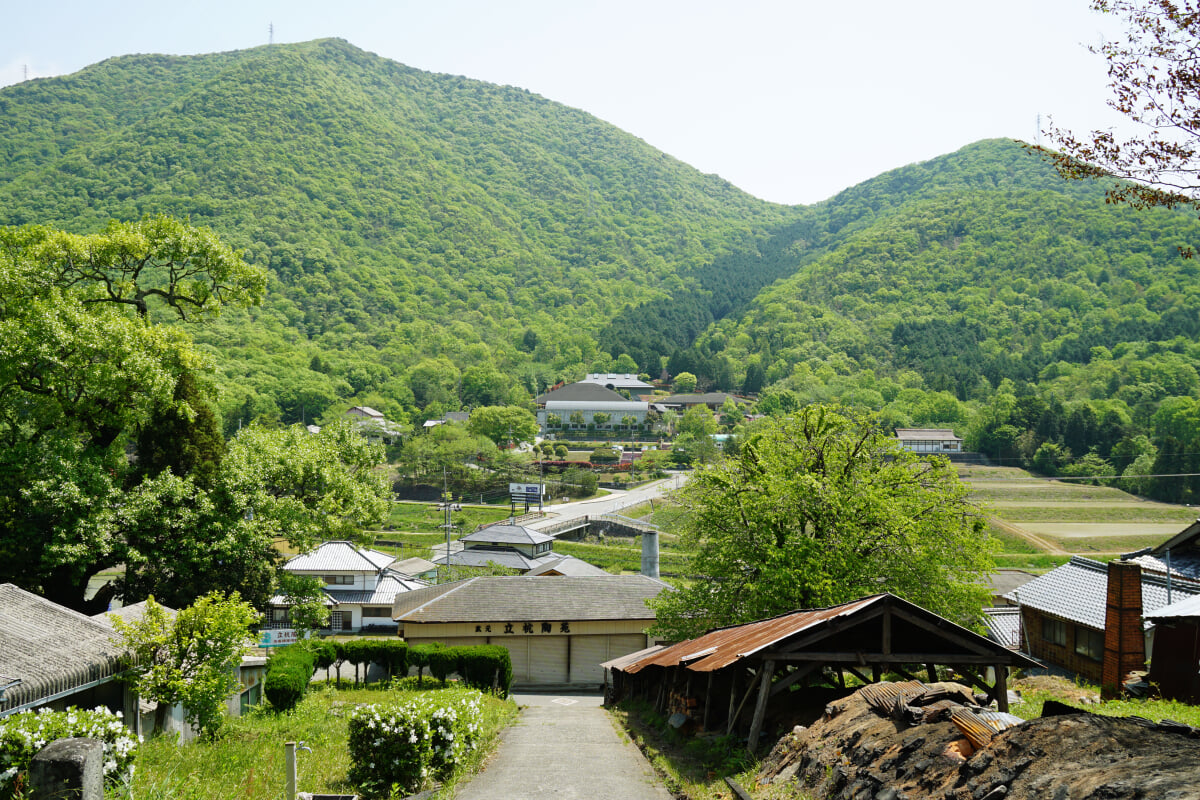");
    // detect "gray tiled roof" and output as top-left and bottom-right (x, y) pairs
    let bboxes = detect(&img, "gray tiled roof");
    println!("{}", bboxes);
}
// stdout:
(461, 524), (553, 546)
(392, 557), (438, 577)
(431, 548), (544, 571)
(0, 584), (126, 714)
(525, 557), (612, 577)
(285, 541), (396, 572)
(1145, 592), (1200, 620)
(1005, 556), (1200, 631)
(535, 382), (628, 404)
(982, 607), (1021, 649)
(392, 575), (669, 623)
(325, 573), (429, 605)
